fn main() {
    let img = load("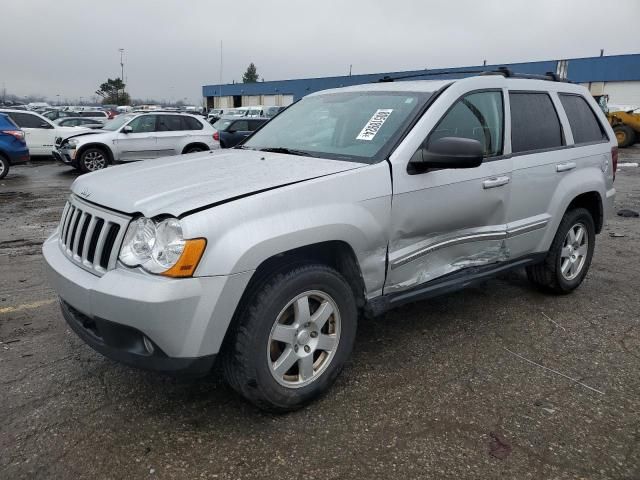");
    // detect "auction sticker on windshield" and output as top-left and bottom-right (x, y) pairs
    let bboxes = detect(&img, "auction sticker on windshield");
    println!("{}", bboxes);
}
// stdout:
(356, 109), (393, 141)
